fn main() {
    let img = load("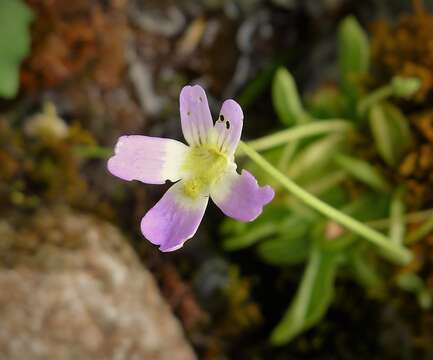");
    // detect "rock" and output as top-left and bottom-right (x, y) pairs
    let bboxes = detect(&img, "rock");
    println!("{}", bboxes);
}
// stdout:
(0, 207), (196, 360)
